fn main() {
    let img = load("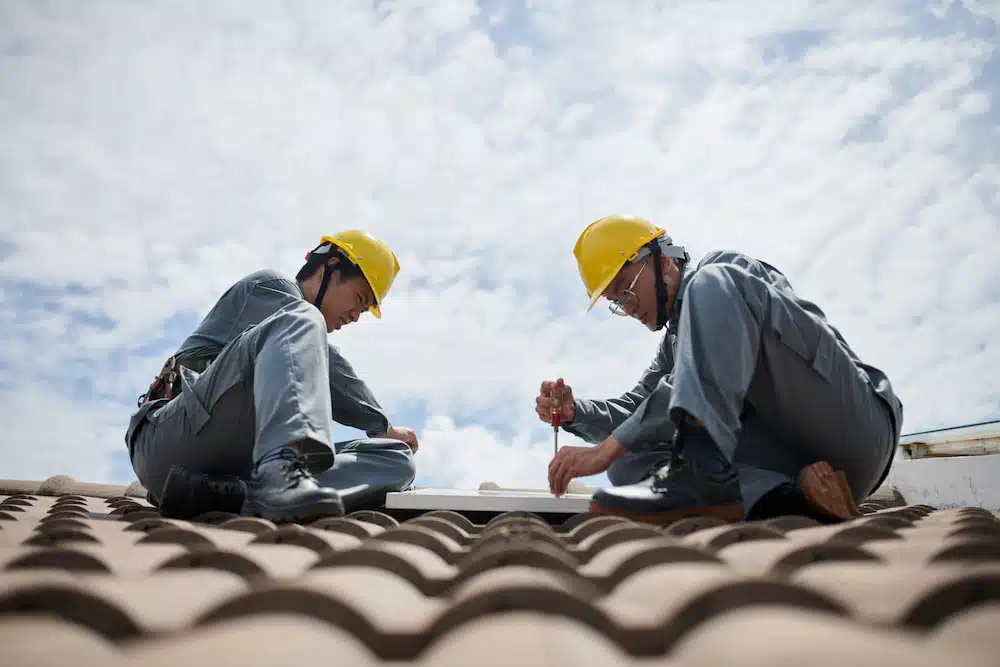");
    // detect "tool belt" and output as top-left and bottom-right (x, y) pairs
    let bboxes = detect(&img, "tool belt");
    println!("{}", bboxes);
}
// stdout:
(136, 356), (213, 407)
(137, 357), (181, 407)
